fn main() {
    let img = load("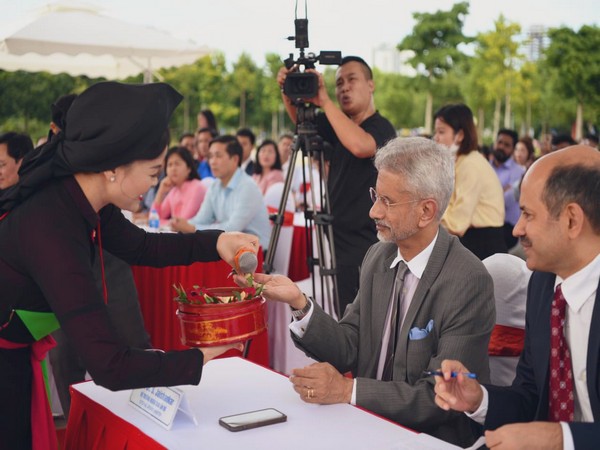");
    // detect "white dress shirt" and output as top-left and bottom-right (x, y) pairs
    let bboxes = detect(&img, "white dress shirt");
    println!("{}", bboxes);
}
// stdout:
(290, 233), (439, 404)
(468, 253), (600, 450)
(374, 234), (438, 380)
